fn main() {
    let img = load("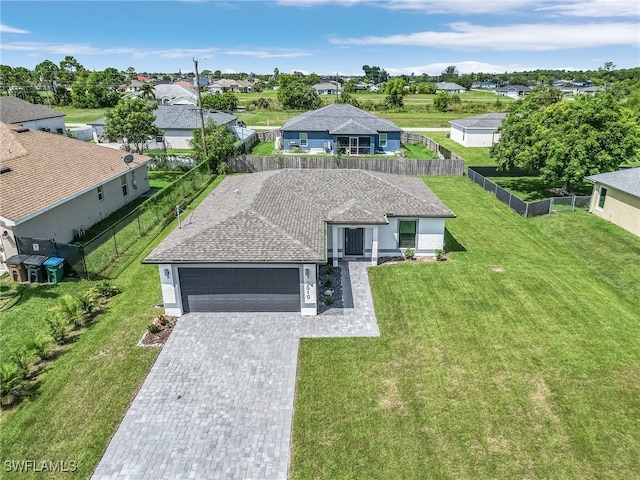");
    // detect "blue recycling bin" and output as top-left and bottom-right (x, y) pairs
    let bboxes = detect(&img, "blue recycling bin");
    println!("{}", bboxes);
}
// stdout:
(44, 257), (65, 283)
